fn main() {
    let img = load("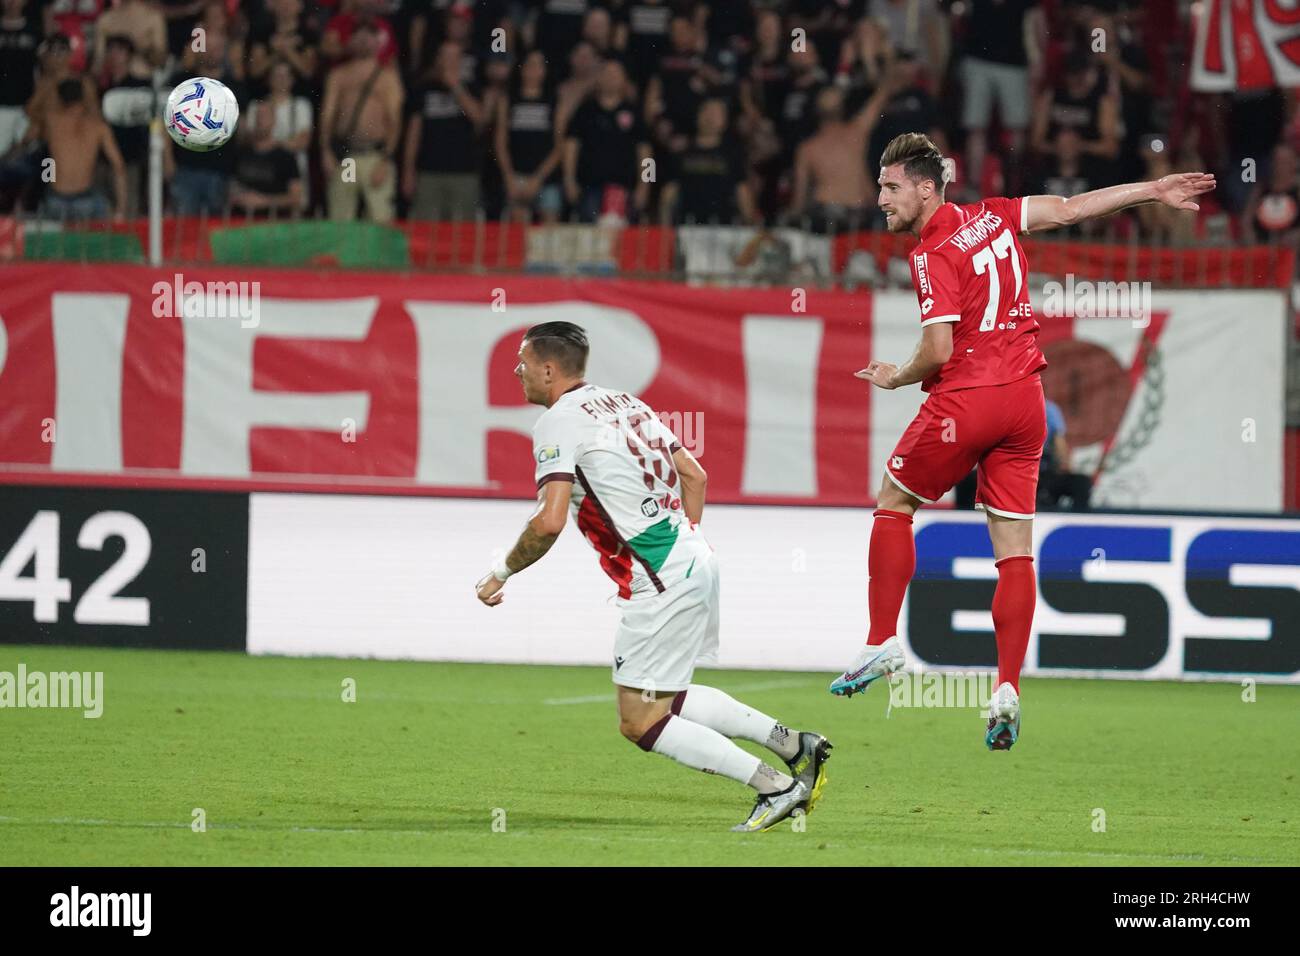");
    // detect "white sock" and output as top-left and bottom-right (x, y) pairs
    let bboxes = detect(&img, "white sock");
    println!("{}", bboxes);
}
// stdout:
(678, 684), (800, 762)
(648, 715), (769, 787)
